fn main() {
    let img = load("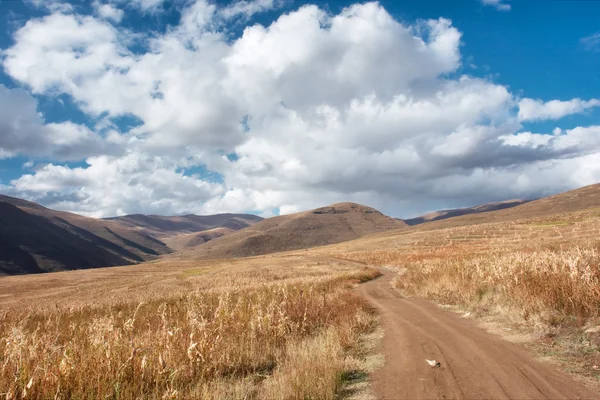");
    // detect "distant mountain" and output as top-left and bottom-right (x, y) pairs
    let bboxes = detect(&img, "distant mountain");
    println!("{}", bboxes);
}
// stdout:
(0, 195), (262, 275)
(404, 199), (530, 226)
(0, 195), (171, 275)
(163, 227), (234, 251)
(181, 202), (406, 259)
(411, 183), (600, 230)
(105, 213), (262, 238)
